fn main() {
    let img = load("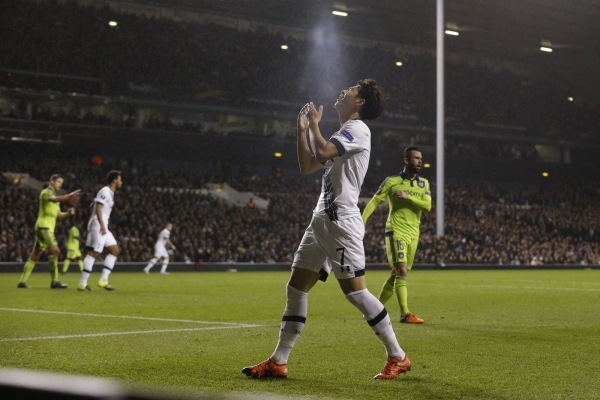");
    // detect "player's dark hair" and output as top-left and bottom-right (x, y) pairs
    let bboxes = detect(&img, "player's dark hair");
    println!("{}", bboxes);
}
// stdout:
(404, 146), (421, 160)
(50, 174), (63, 182)
(106, 170), (121, 184)
(356, 79), (386, 121)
